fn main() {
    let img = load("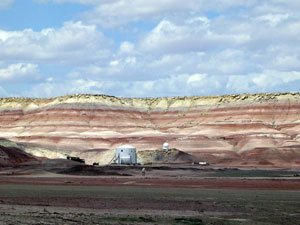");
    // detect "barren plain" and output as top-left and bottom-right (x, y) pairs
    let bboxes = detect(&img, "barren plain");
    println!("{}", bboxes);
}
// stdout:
(0, 165), (300, 225)
(0, 93), (300, 224)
